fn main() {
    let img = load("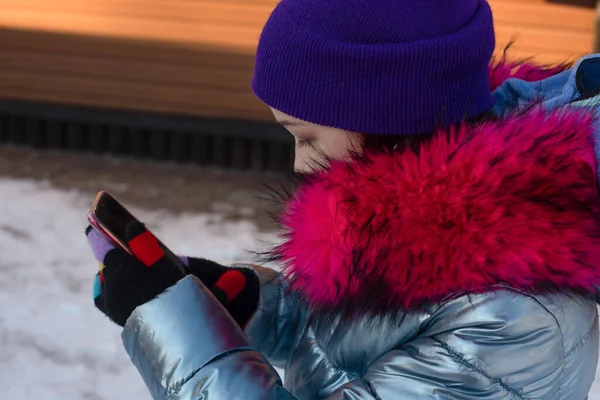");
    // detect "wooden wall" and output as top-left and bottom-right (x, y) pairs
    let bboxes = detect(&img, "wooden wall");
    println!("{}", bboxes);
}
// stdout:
(0, 0), (594, 122)
(492, 0), (595, 63)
